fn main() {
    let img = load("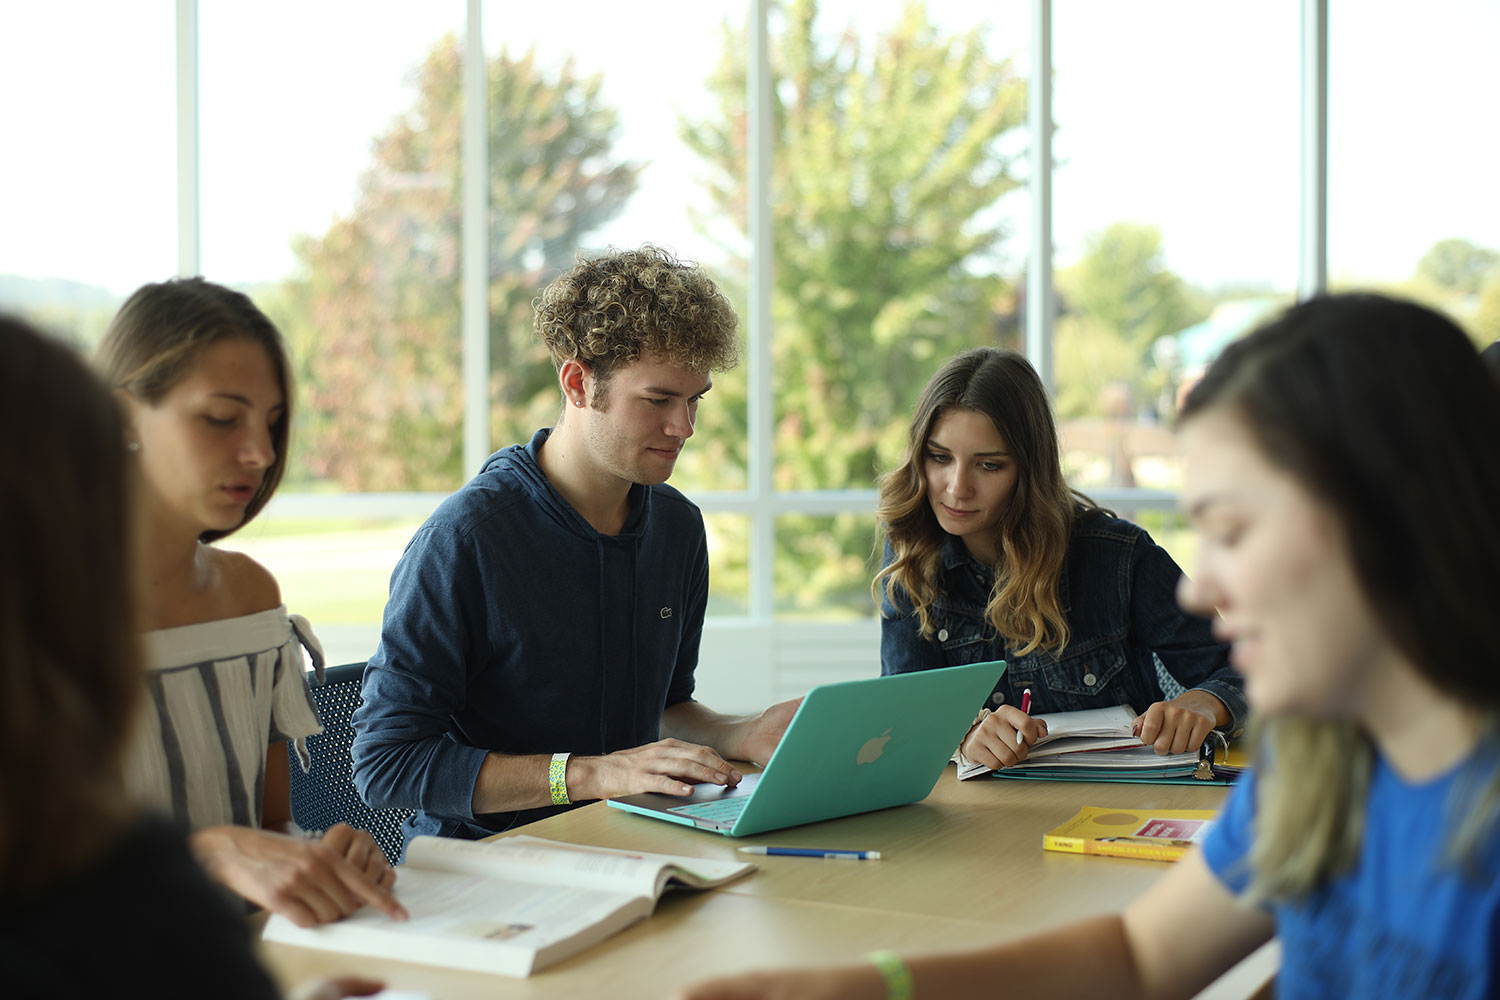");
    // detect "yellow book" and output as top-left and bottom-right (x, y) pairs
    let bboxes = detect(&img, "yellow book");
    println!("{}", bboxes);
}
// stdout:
(1042, 806), (1218, 862)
